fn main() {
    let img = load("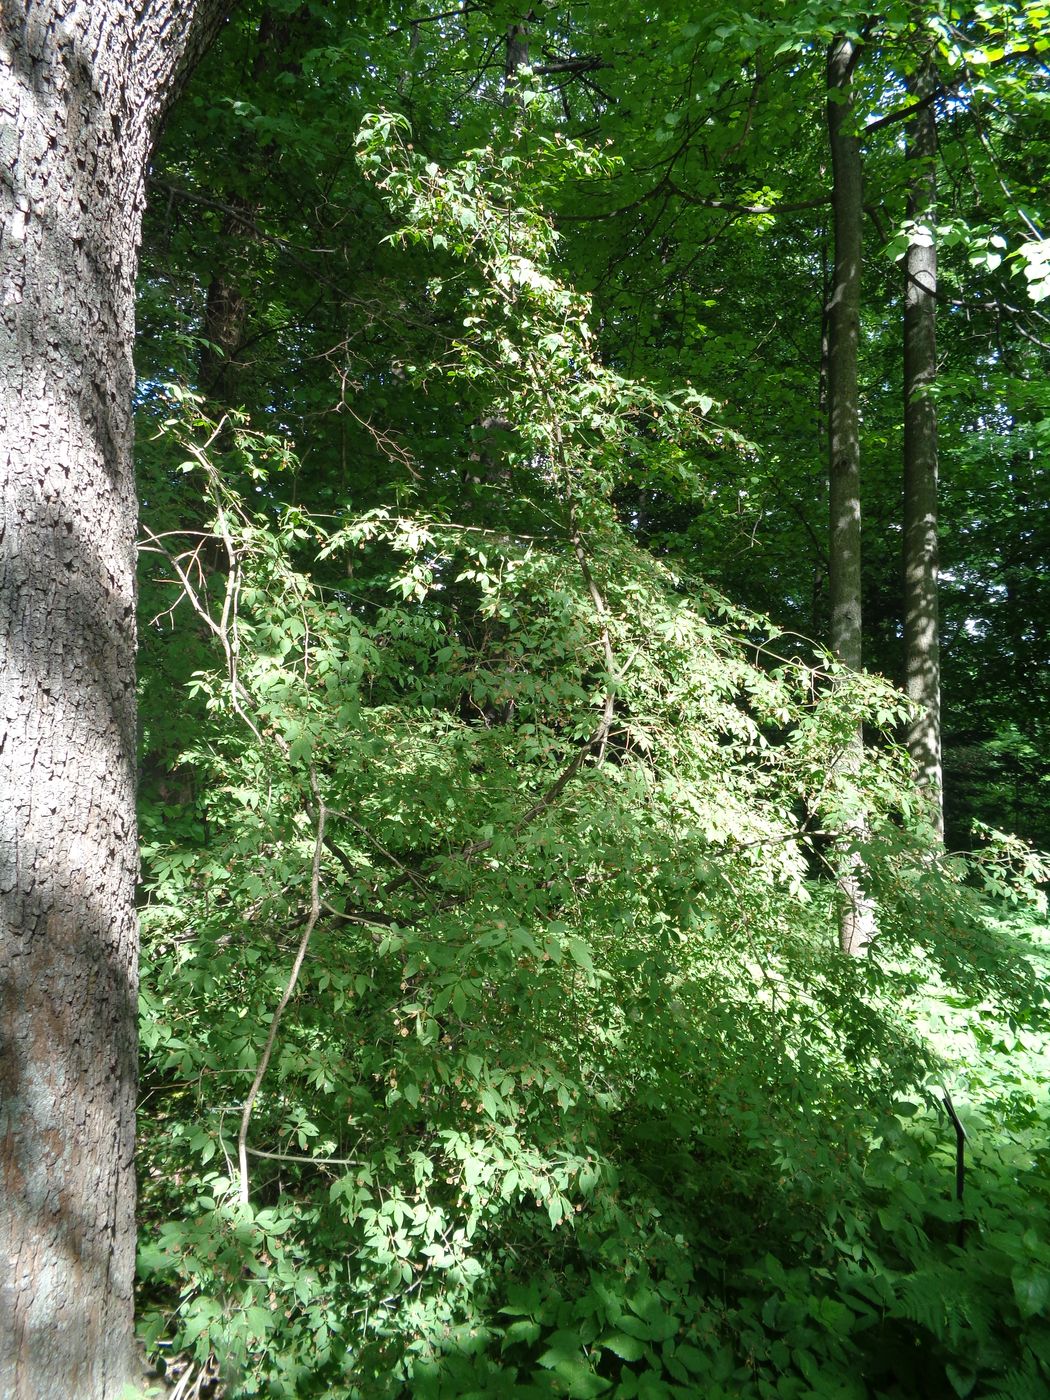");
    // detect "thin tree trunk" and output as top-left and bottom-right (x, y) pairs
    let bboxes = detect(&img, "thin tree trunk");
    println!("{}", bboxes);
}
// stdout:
(815, 224), (831, 636)
(827, 35), (864, 675)
(0, 5), (226, 1397)
(826, 34), (874, 955)
(902, 59), (943, 839)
